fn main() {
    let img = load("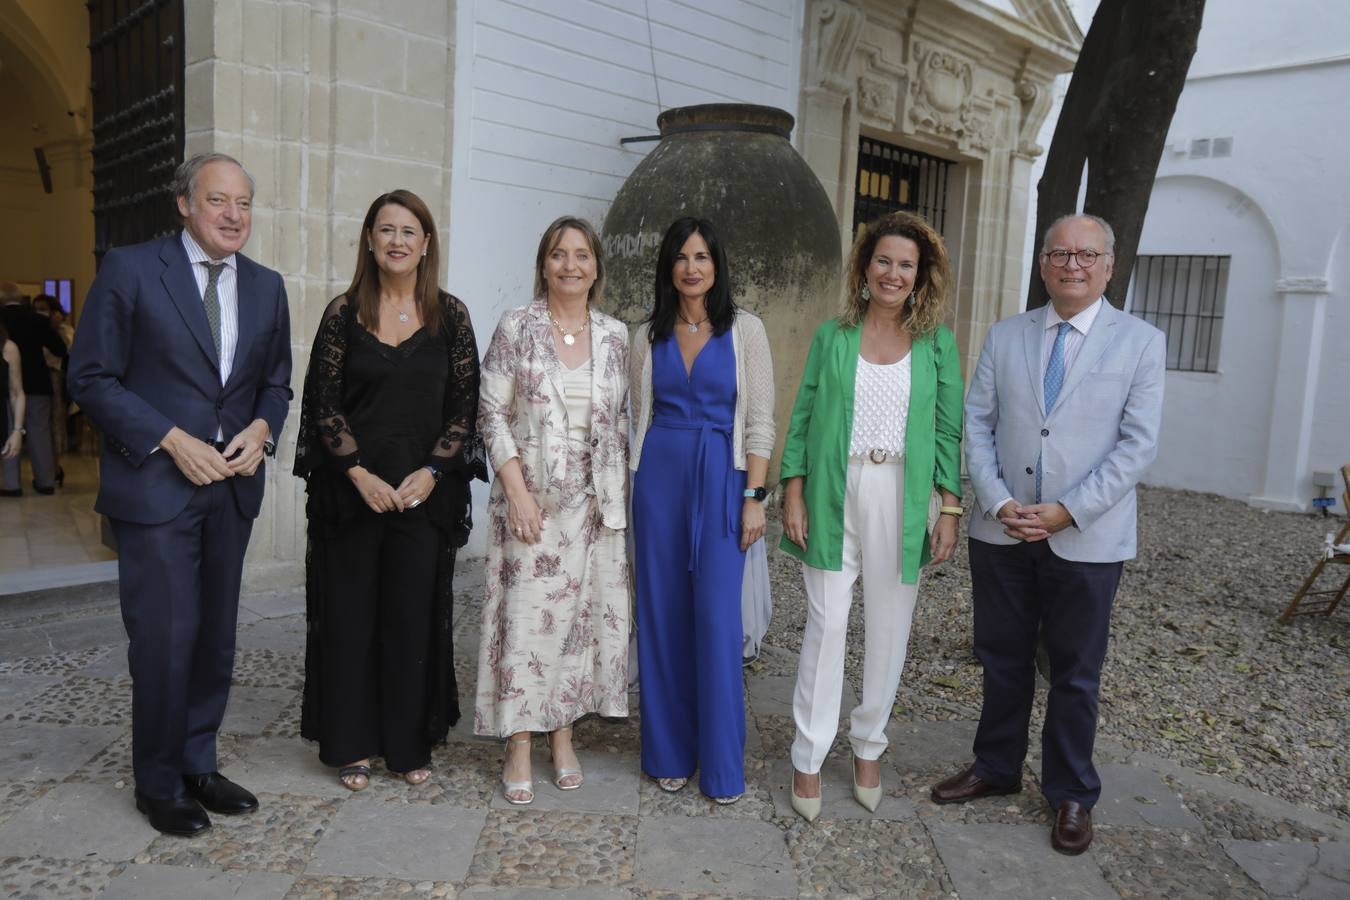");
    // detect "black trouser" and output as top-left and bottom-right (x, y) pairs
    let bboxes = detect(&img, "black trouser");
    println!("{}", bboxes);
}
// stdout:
(112, 479), (251, 799)
(314, 507), (439, 772)
(968, 537), (1122, 810)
